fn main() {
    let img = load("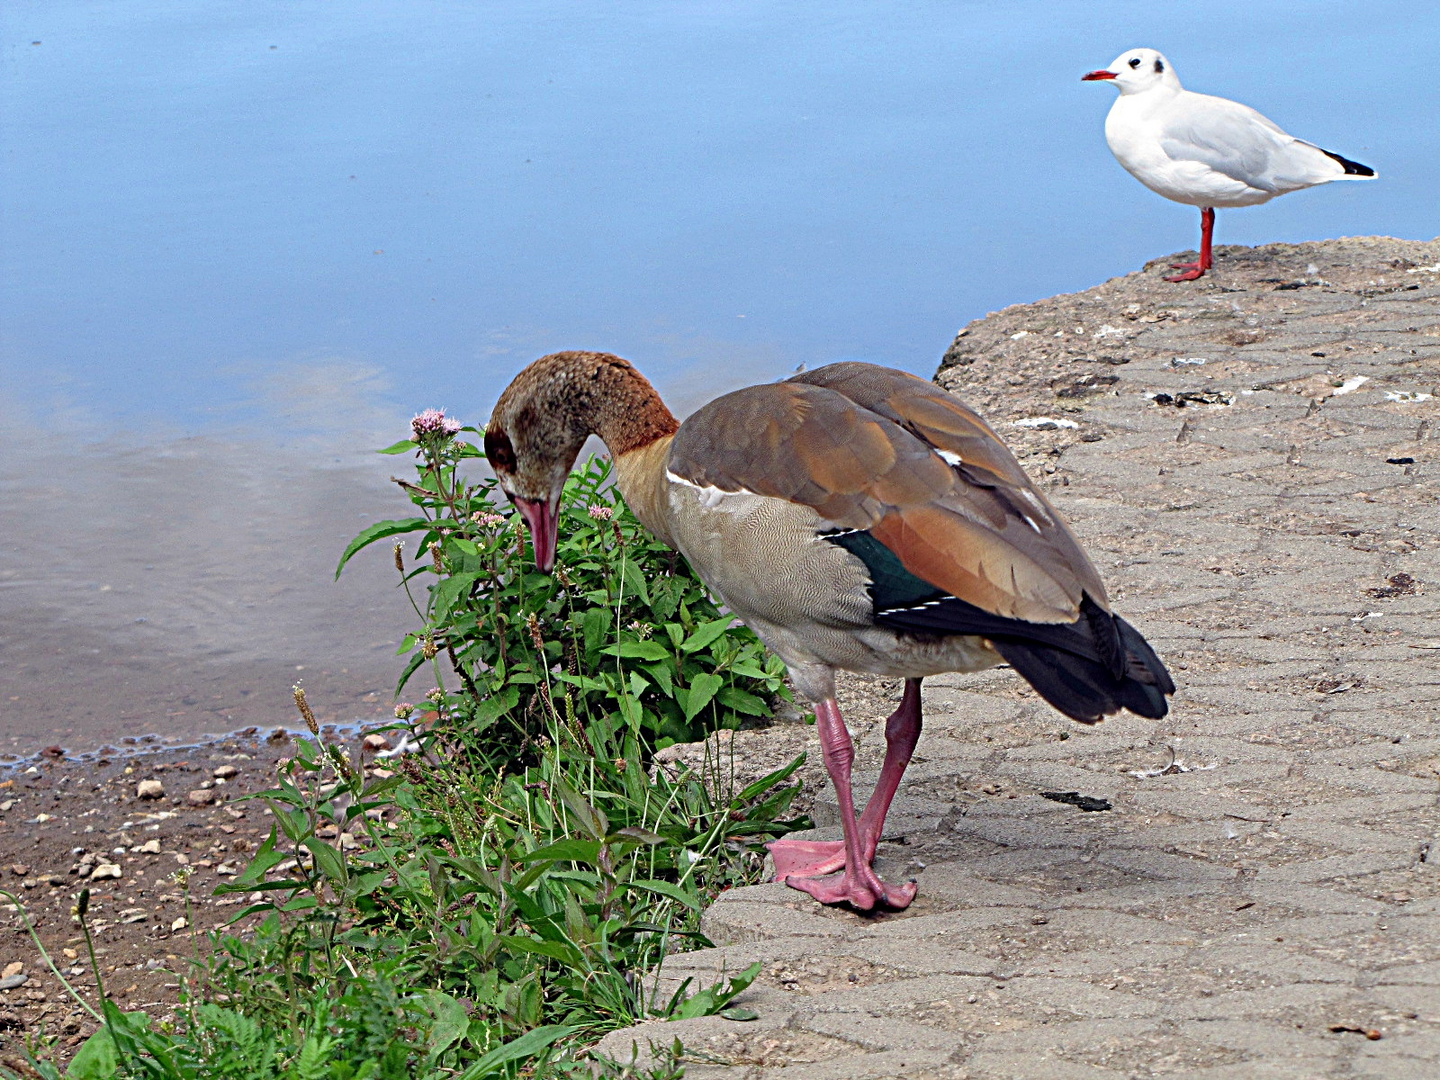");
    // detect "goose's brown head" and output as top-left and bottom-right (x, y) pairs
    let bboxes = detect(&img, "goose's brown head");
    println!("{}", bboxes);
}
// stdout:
(485, 350), (676, 571)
